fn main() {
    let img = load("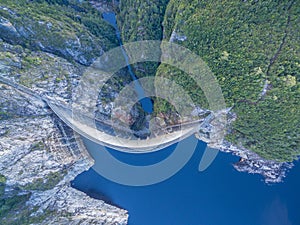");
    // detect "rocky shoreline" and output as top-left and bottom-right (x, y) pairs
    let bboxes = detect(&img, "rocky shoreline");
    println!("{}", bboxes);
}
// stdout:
(194, 108), (294, 184)
(219, 140), (293, 183)
(0, 82), (128, 224)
